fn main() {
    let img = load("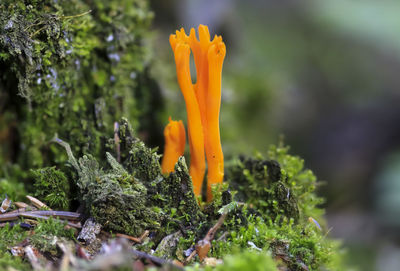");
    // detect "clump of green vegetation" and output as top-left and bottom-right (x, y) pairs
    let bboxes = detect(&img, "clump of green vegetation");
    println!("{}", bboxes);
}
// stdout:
(55, 137), (162, 236)
(211, 214), (343, 270)
(32, 166), (71, 210)
(188, 250), (278, 271)
(170, 143), (343, 270)
(106, 118), (203, 237)
(0, 0), (159, 188)
(0, 177), (27, 202)
(29, 218), (76, 256)
(0, 119), (346, 270)
(226, 143), (324, 224)
(0, 224), (30, 270)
